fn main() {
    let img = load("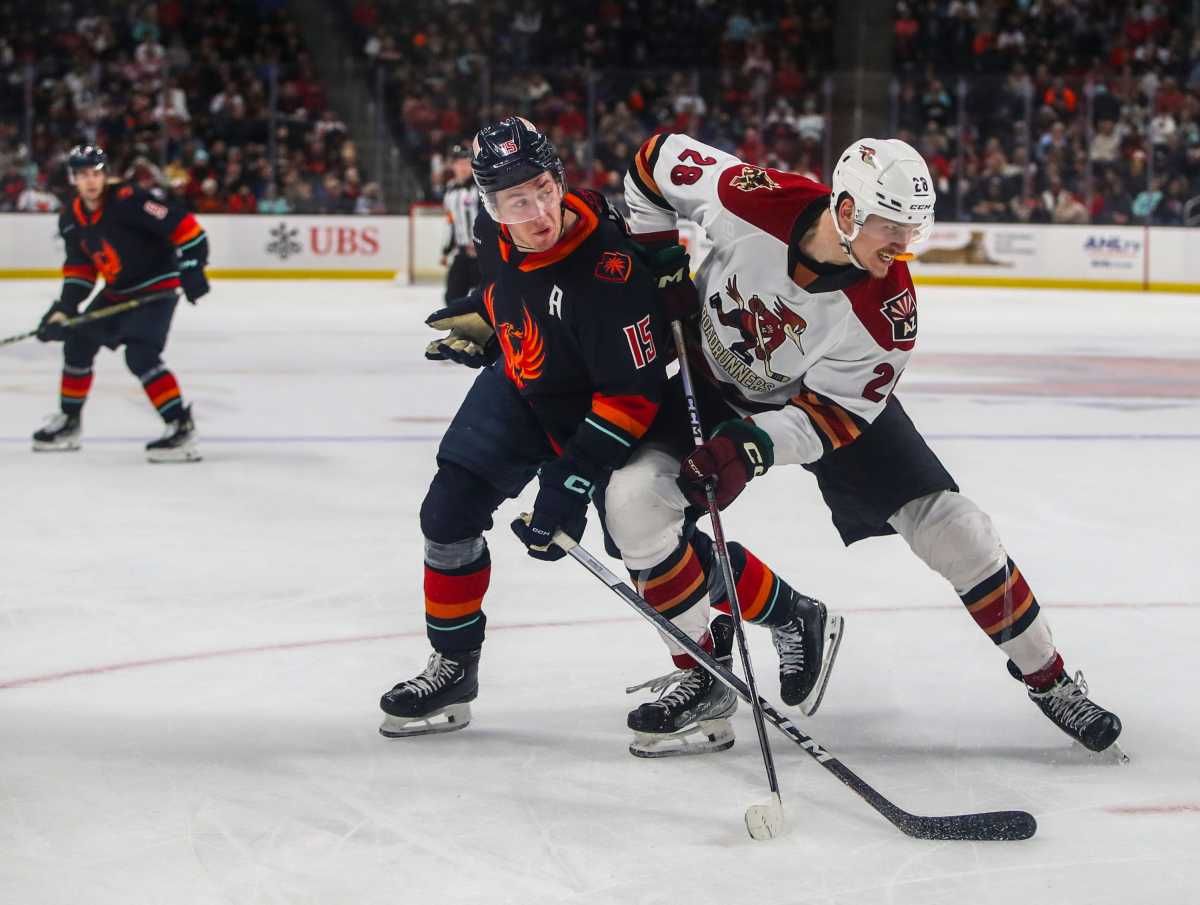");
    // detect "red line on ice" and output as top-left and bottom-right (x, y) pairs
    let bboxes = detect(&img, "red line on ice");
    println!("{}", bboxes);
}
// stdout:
(1, 601), (1195, 691)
